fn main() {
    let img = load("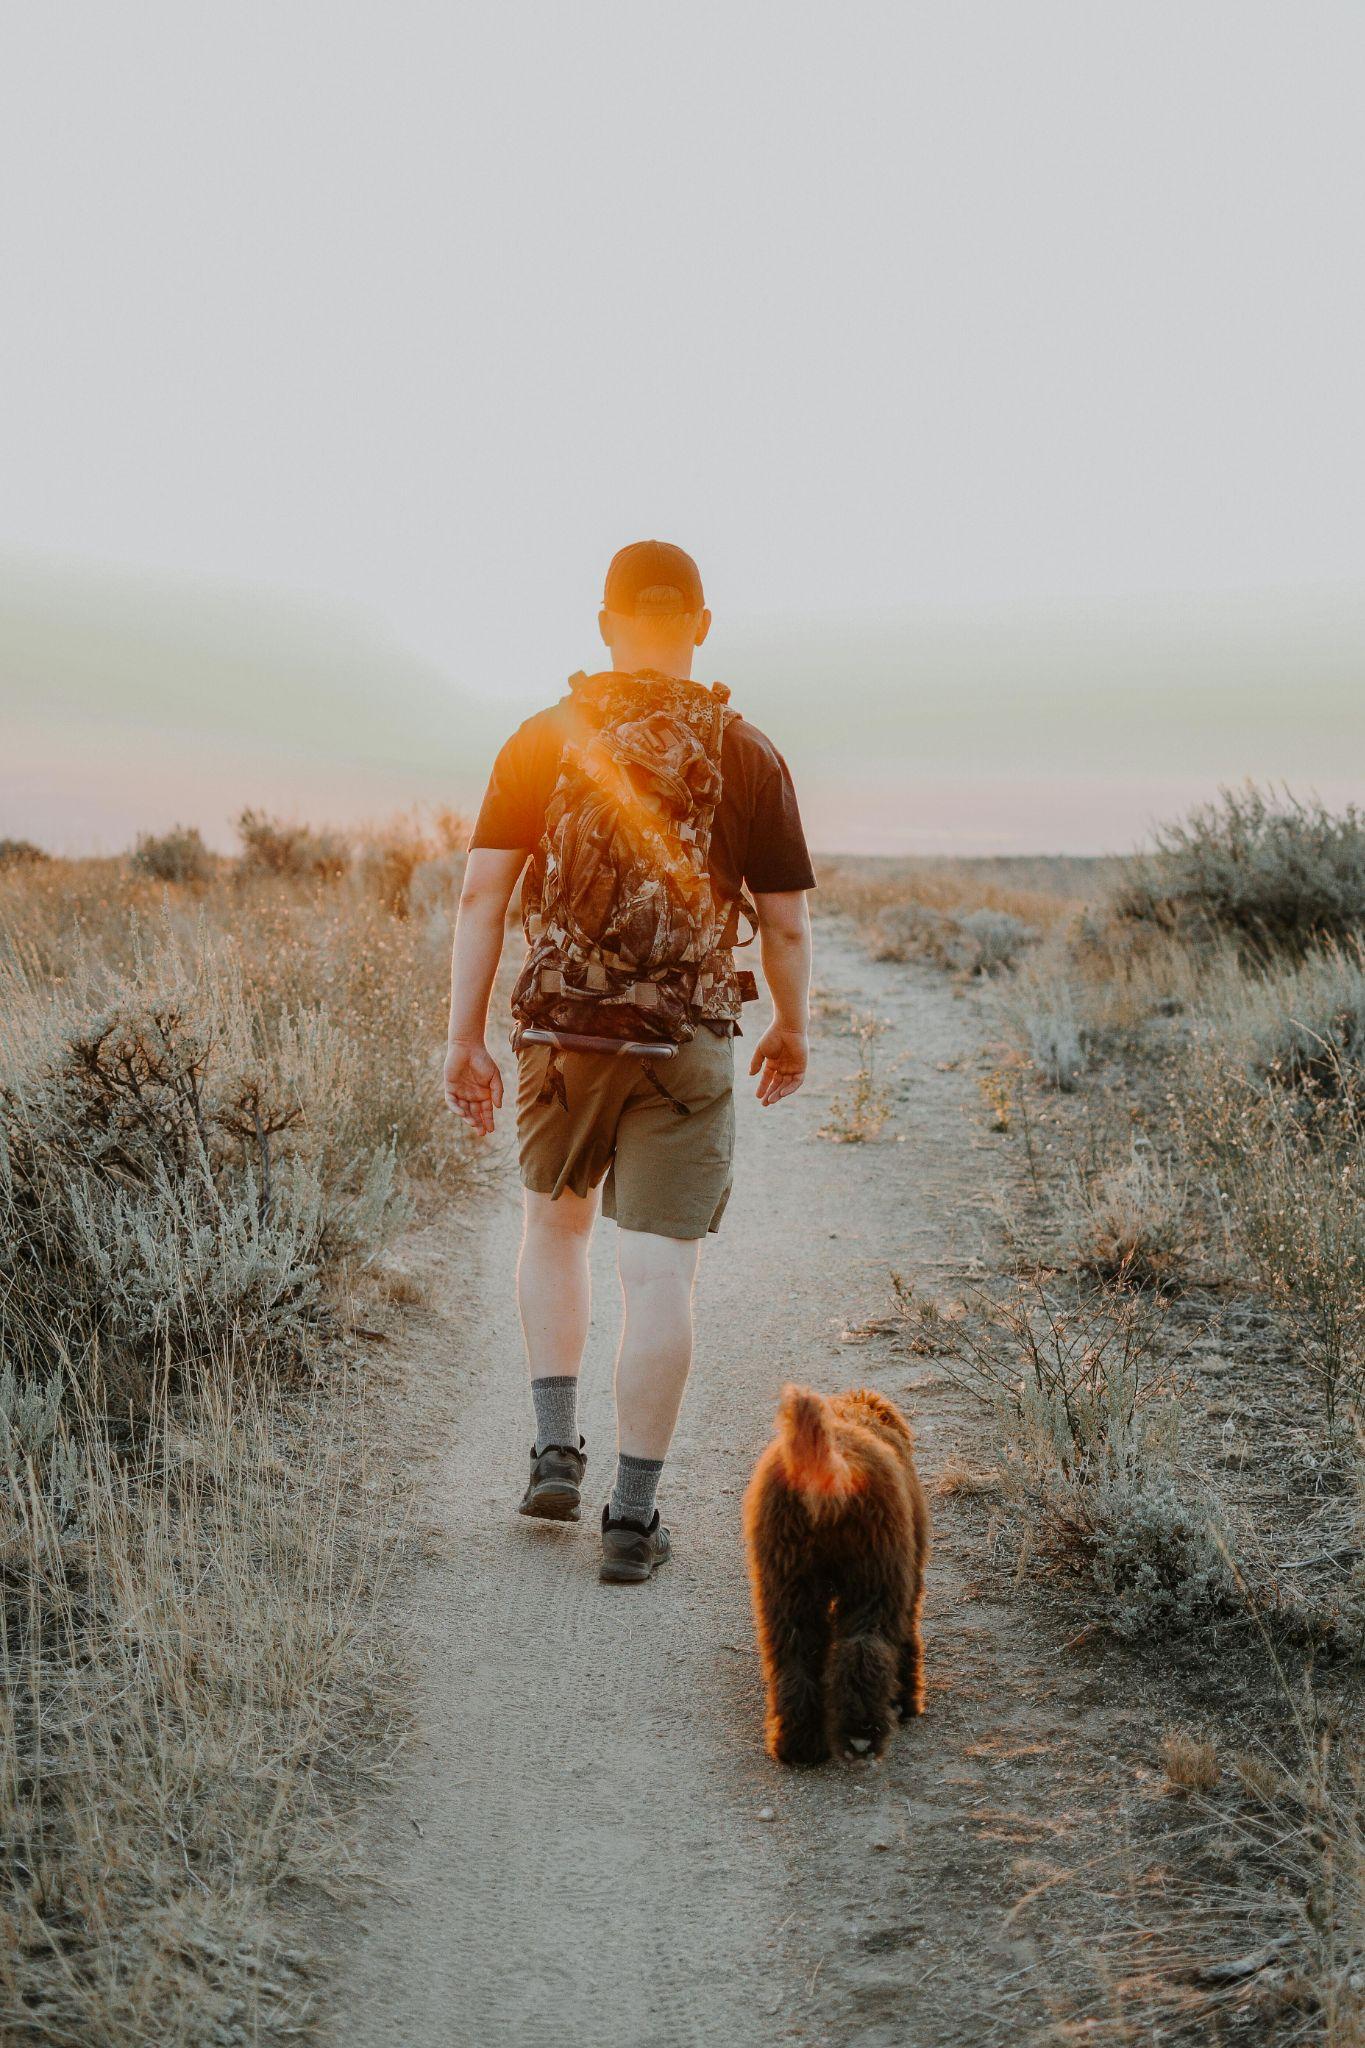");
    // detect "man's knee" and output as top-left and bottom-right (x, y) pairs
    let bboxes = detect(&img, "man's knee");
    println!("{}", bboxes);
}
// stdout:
(523, 1187), (597, 1240)
(617, 1227), (701, 1291)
